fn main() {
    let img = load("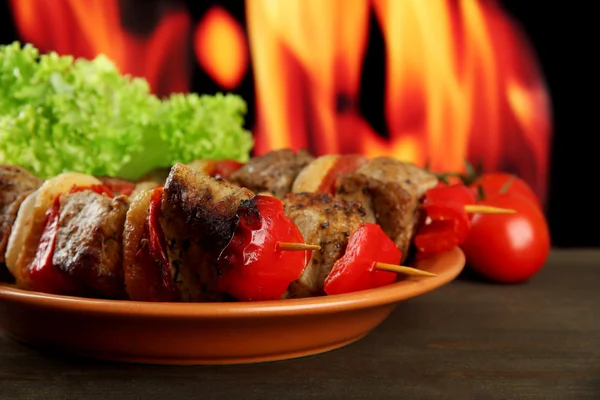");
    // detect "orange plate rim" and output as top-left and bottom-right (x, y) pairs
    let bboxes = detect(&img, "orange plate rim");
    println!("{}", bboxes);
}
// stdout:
(0, 247), (465, 319)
